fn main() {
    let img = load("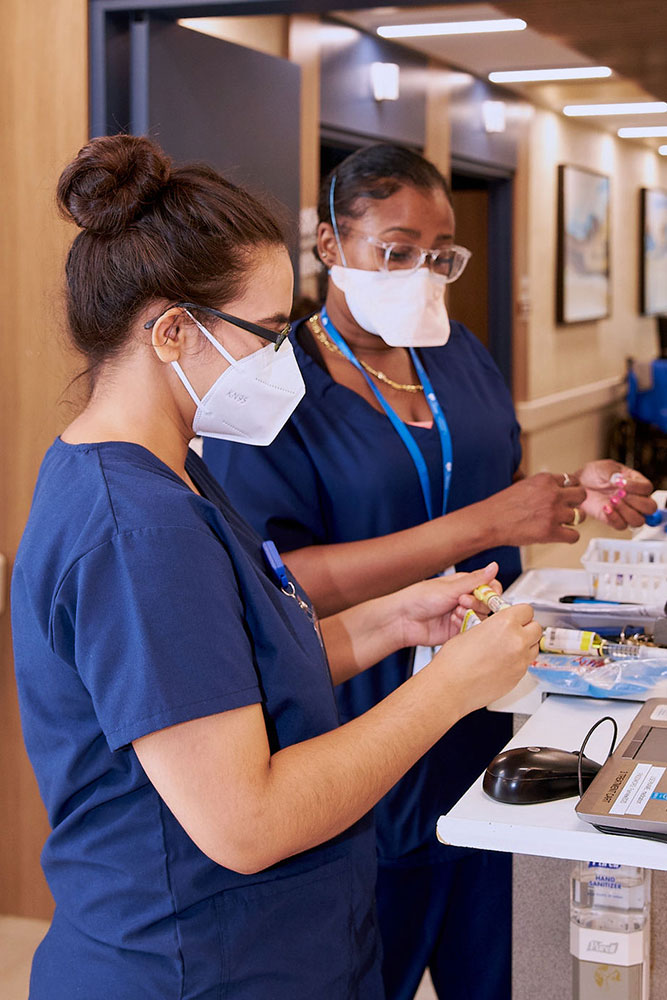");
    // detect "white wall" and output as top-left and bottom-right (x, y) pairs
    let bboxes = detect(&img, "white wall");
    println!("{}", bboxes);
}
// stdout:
(522, 111), (666, 399)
